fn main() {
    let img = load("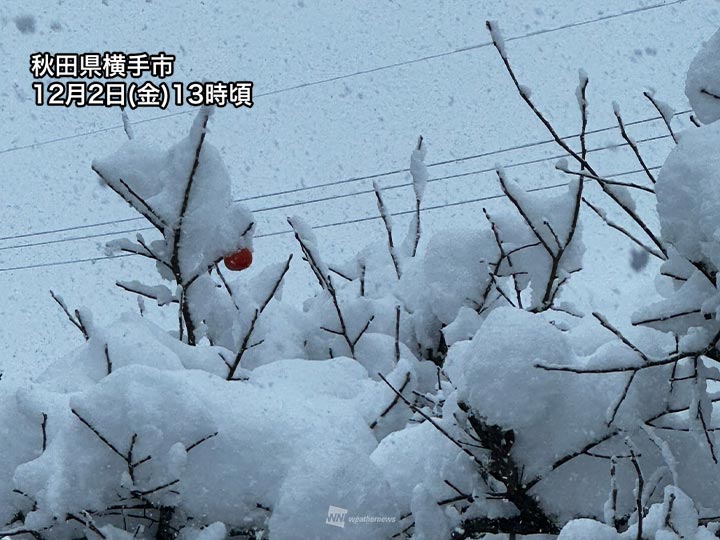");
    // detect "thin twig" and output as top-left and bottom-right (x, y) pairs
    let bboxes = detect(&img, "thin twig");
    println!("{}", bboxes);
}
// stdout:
(643, 91), (677, 143)
(227, 254), (293, 379)
(486, 20), (666, 258)
(370, 372), (411, 429)
(613, 105), (656, 184)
